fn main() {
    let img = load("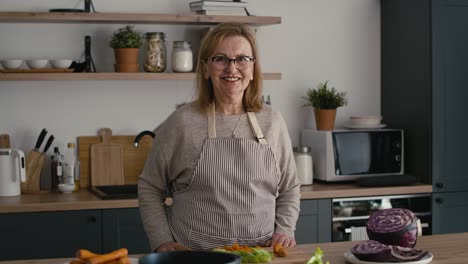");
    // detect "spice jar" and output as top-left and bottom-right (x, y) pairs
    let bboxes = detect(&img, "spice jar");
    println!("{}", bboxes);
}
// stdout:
(293, 146), (313, 185)
(144, 32), (166, 72)
(171, 41), (193, 72)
